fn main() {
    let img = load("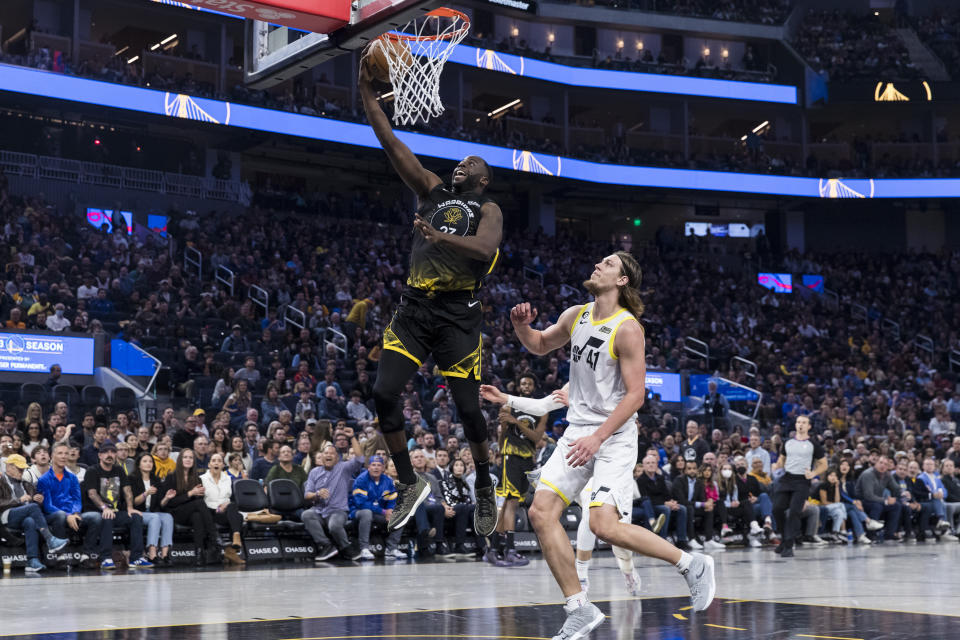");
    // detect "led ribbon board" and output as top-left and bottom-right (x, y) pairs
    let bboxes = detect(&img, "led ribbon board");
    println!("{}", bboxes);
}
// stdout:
(451, 45), (798, 104)
(1, 64), (959, 198)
